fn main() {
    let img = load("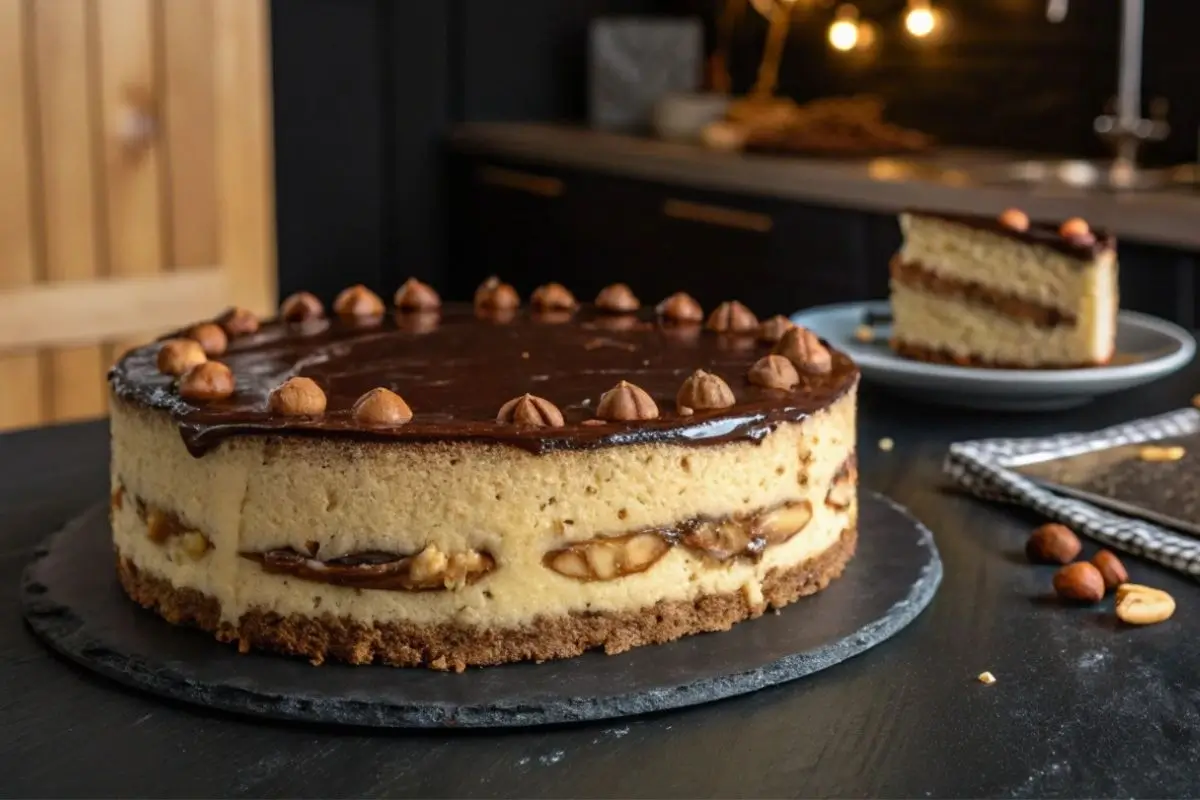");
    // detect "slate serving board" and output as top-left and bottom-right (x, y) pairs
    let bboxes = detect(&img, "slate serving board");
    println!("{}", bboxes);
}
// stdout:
(21, 490), (941, 729)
